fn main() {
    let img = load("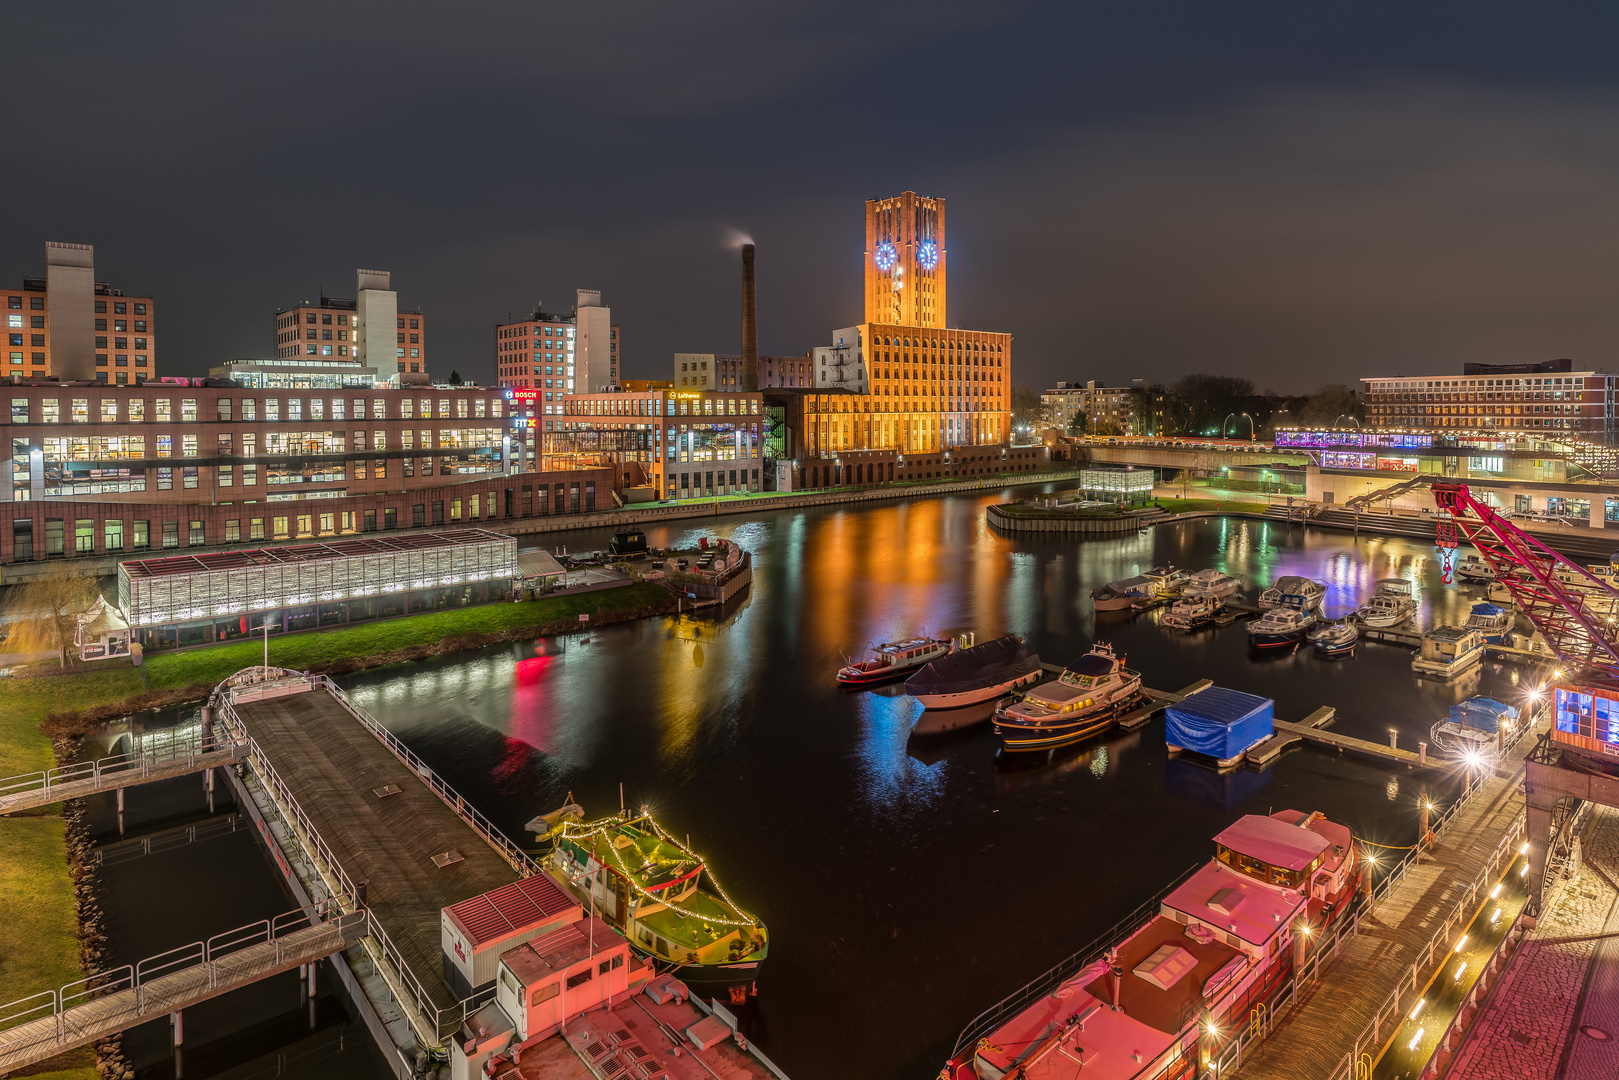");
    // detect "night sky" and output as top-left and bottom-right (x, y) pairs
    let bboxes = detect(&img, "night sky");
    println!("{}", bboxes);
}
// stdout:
(8, 2), (1619, 392)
